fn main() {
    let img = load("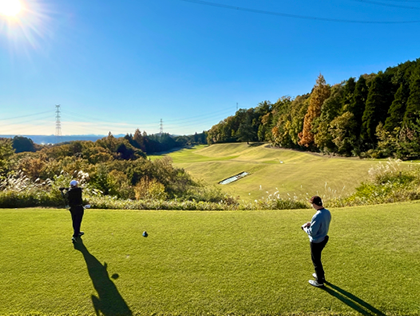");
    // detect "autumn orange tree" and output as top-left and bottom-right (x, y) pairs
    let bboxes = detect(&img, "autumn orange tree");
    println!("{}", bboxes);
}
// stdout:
(298, 74), (331, 147)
